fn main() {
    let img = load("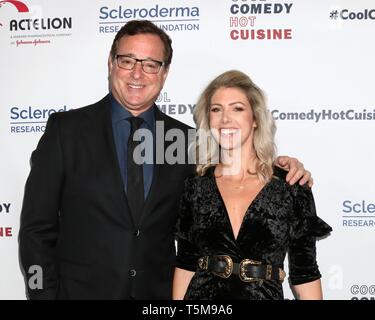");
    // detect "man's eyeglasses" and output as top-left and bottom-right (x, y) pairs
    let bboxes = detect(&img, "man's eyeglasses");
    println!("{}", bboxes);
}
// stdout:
(116, 55), (164, 74)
